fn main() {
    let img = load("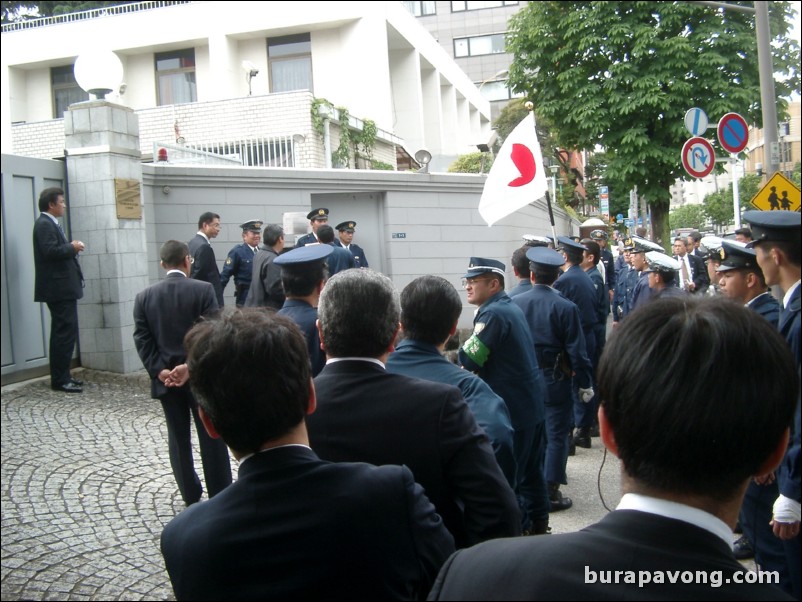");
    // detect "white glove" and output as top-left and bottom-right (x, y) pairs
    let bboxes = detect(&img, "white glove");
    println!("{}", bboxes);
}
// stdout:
(773, 494), (802, 523)
(579, 387), (594, 403)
